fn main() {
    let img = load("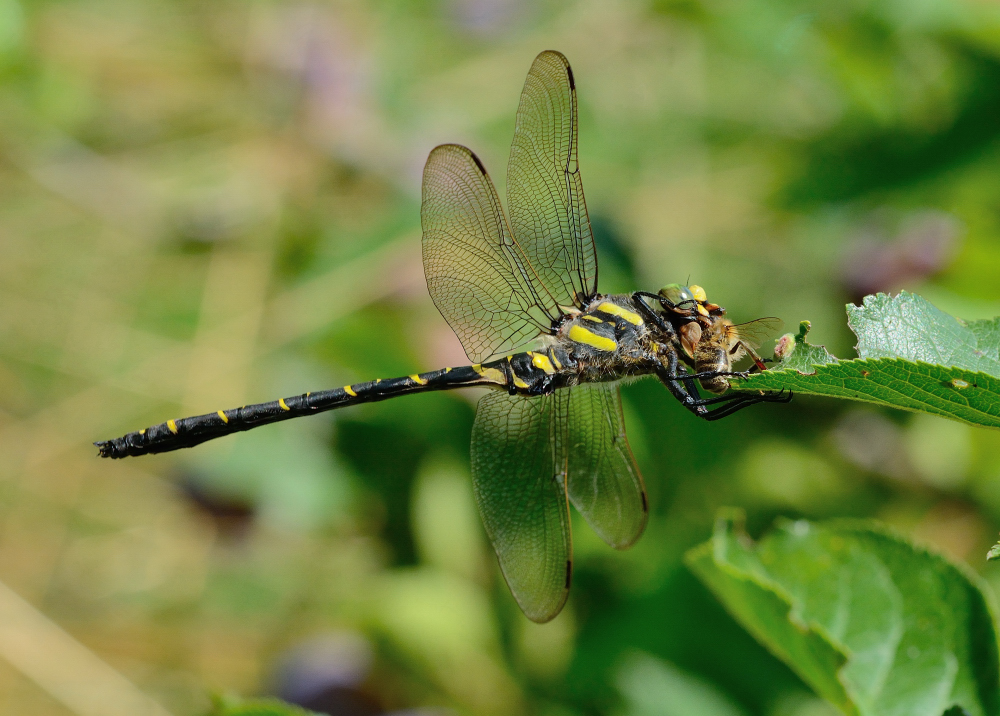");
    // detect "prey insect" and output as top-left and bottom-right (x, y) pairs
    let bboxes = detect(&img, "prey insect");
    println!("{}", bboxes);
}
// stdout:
(97, 51), (790, 622)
